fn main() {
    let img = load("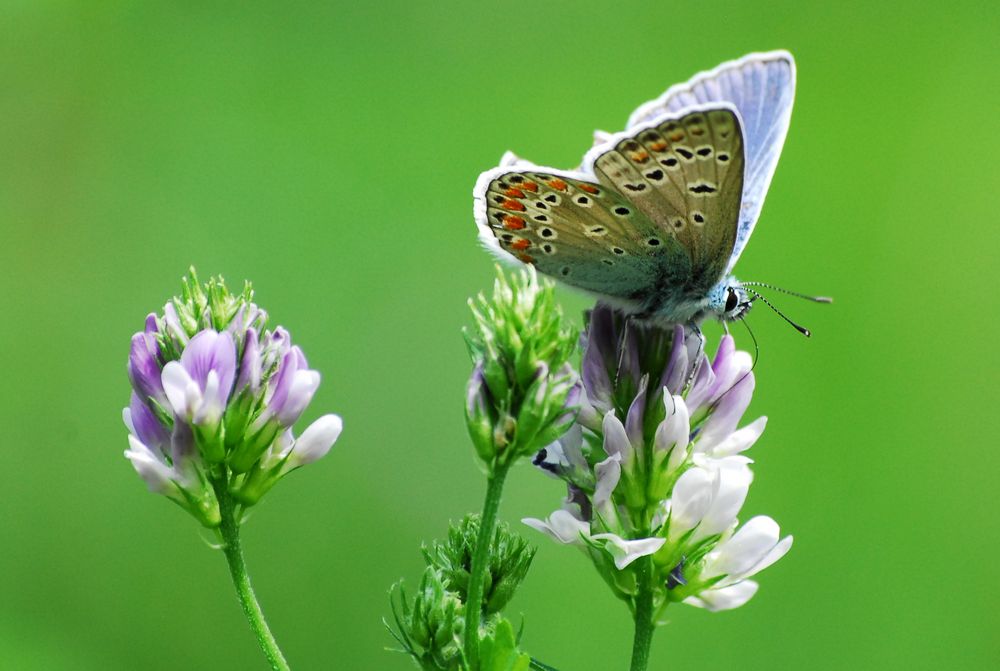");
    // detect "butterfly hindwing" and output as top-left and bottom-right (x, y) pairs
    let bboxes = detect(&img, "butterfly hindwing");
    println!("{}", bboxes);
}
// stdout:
(474, 167), (691, 310)
(584, 106), (746, 293)
(626, 51), (794, 273)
